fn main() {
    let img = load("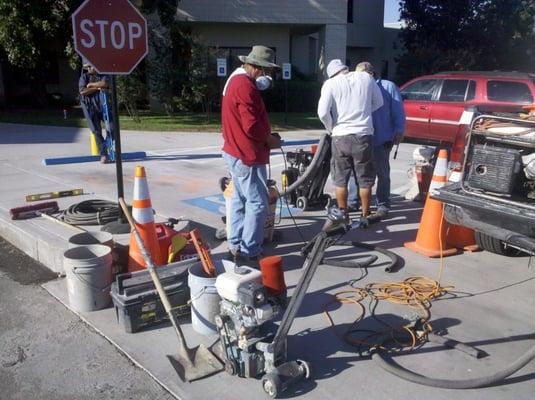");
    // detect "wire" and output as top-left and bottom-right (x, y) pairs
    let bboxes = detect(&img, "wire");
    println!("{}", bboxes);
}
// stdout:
(62, 199), (120, 225)
(323, 277), (452, 353)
